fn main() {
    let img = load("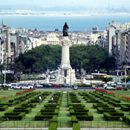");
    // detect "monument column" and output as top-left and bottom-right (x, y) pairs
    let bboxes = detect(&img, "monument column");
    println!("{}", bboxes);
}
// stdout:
(61, 37), (70, 68)
(58, 22), (76, 84)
